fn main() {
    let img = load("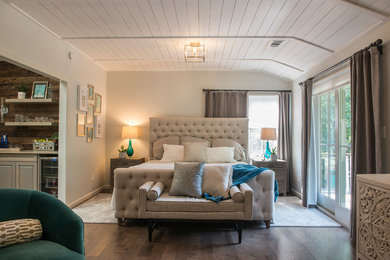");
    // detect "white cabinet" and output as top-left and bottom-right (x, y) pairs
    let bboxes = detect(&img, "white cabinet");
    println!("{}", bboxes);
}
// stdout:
(0, 155), (38, 189)
(0, 161), (15, 188)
